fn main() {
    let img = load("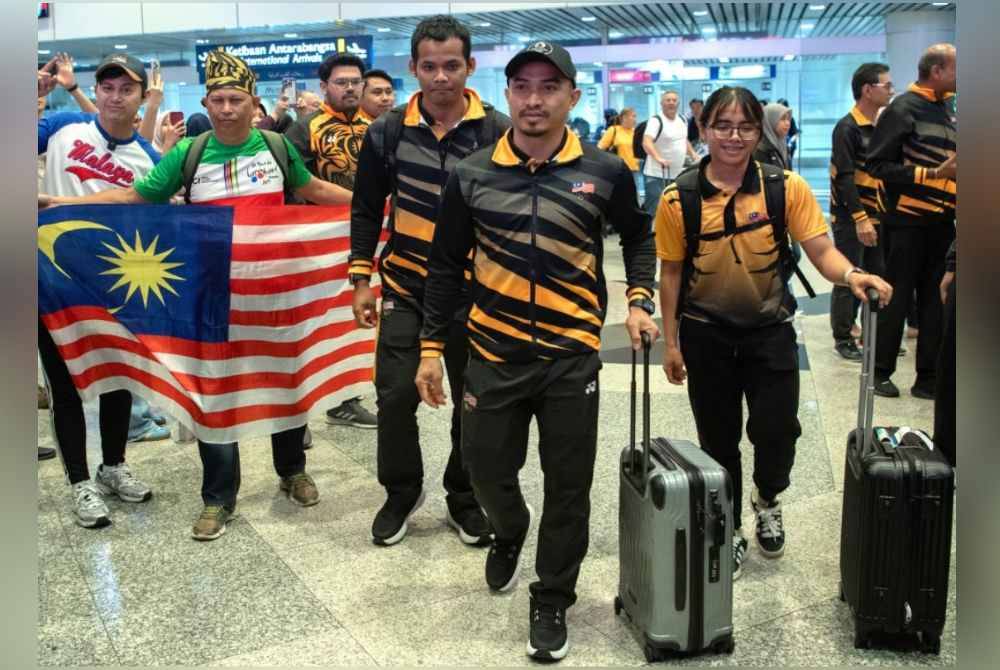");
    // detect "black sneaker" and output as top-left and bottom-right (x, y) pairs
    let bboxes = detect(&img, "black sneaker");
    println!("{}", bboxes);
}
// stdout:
(733, 532), (748, 580)
(527, 597), (569, 661)
(326, 398), (377, 429)
(38, 446), (56, 461)
(371, 489), (425, 546)
(750, 488), (785, 558)
(486, 503), (533, 592)
(834, 340), (863, 362)
(446, 504), (493, 546)
(911, 378), (936, 400)
(873, 378), (900, 398)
